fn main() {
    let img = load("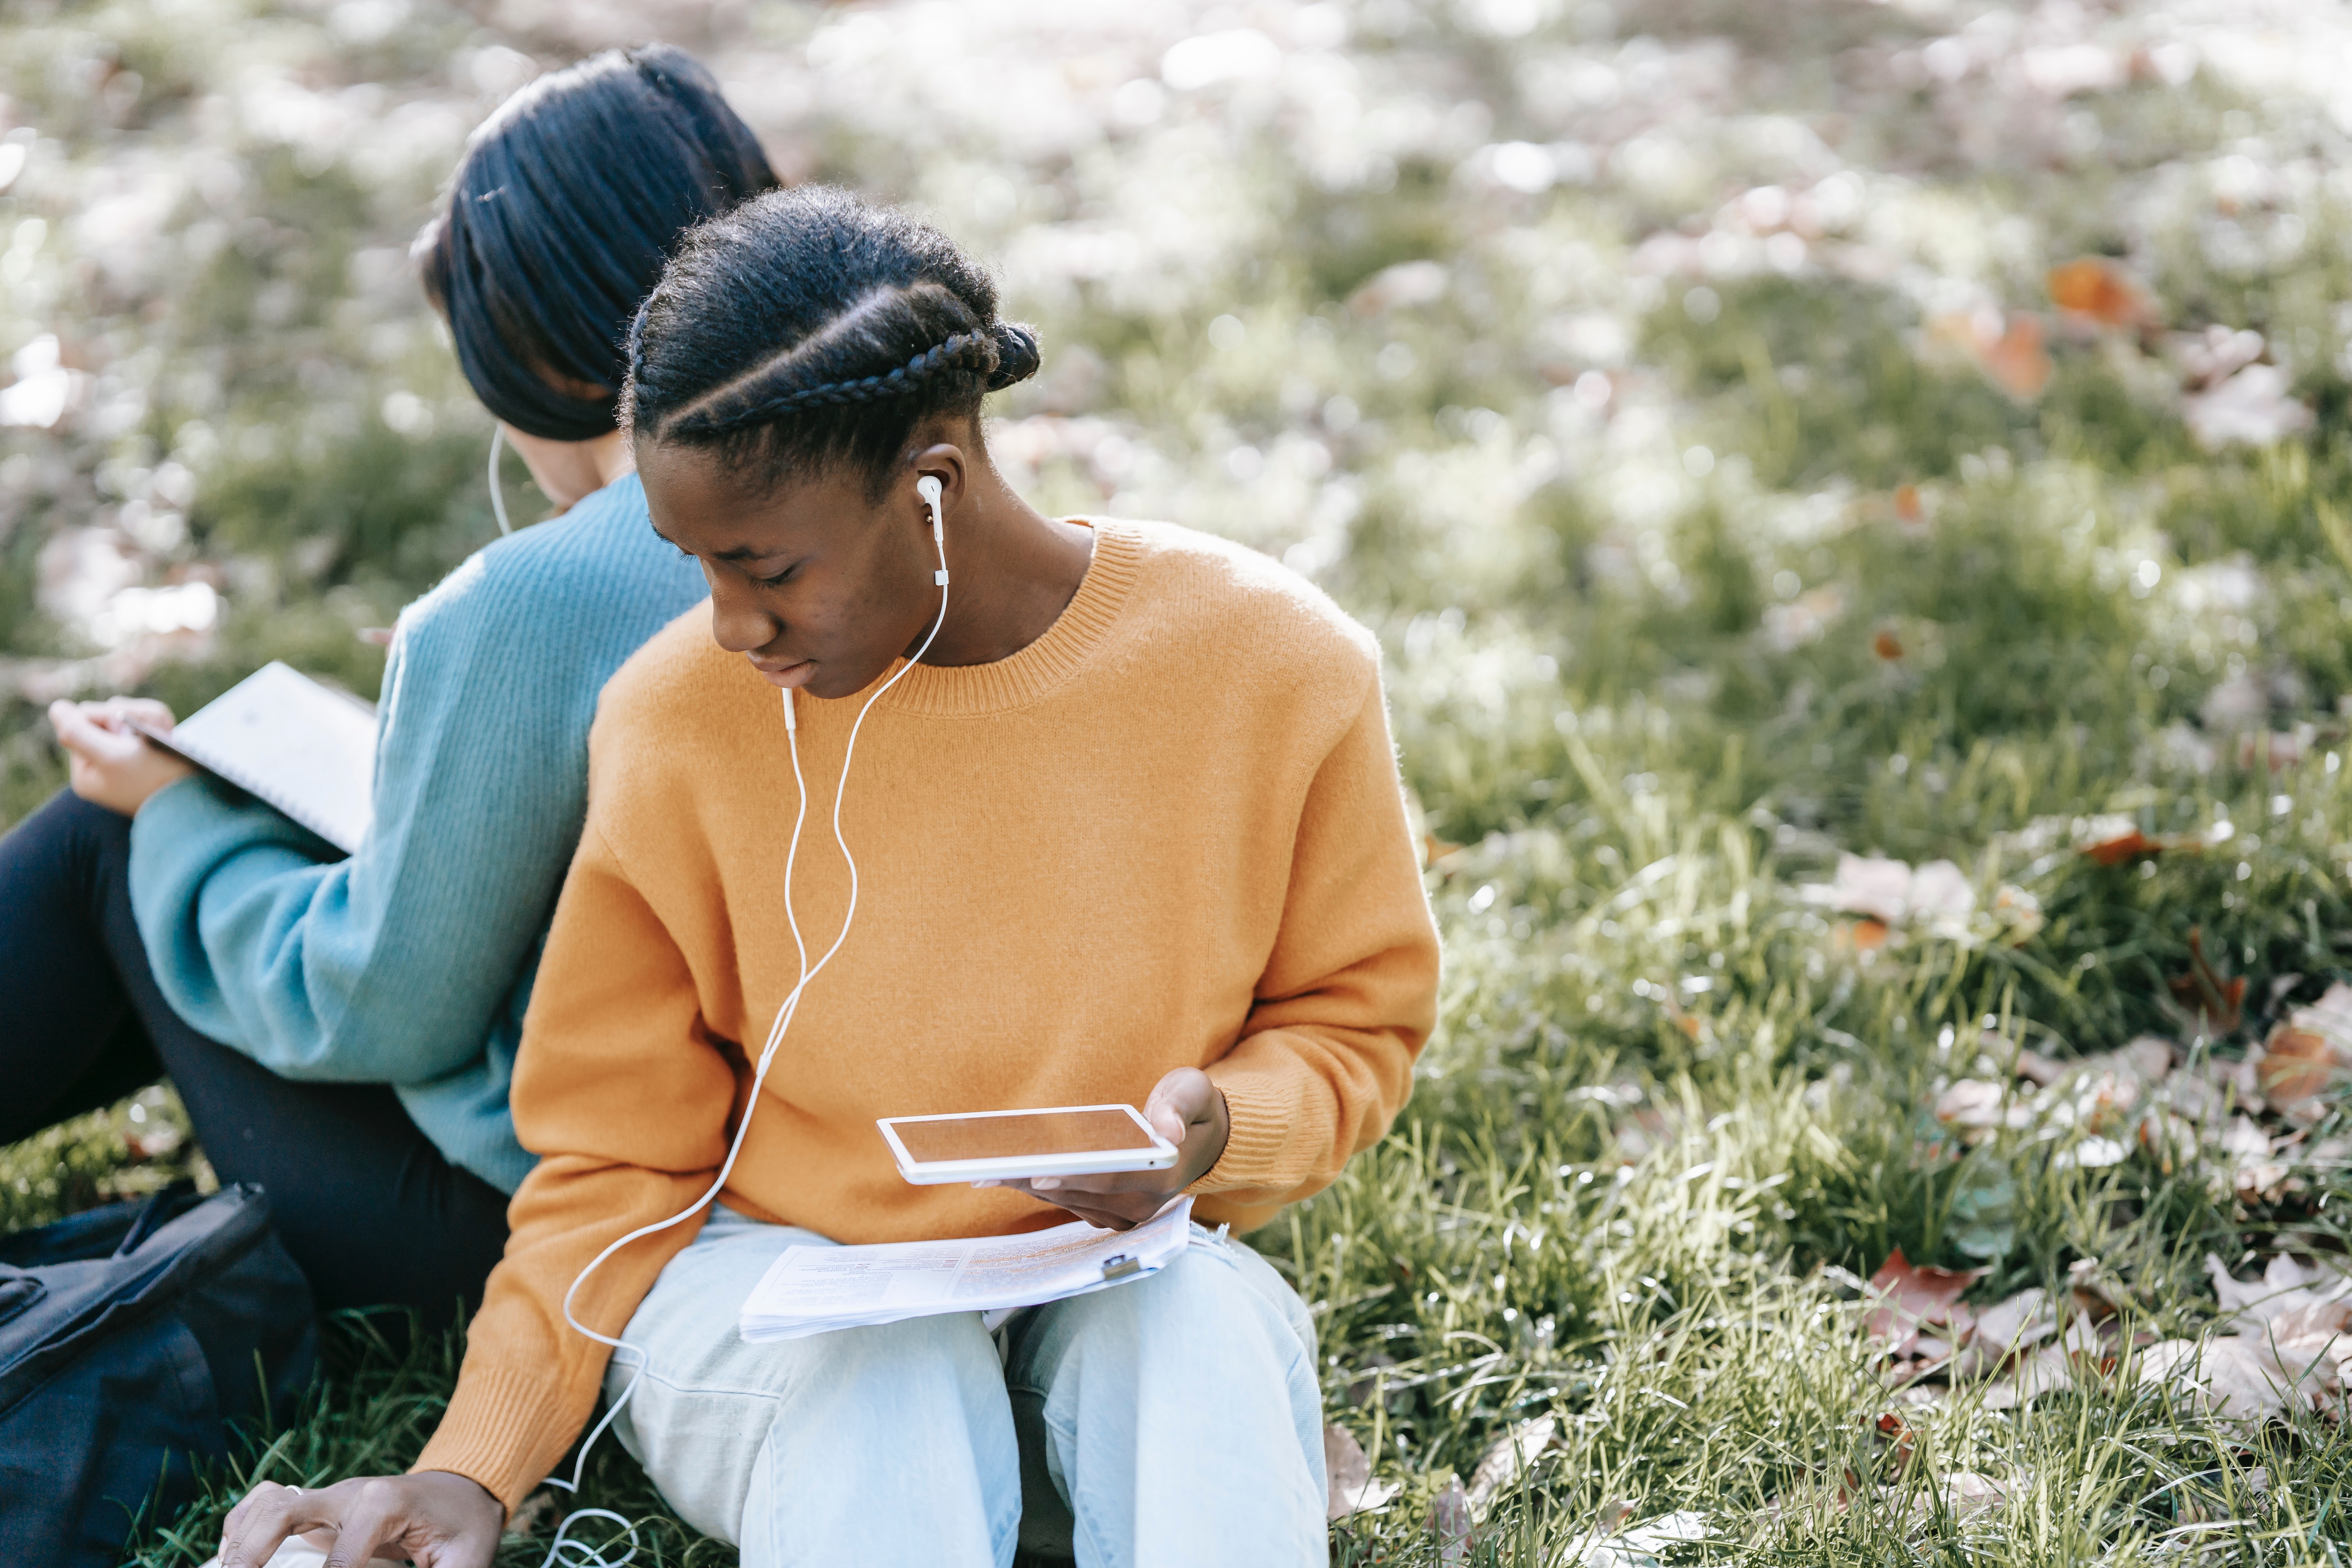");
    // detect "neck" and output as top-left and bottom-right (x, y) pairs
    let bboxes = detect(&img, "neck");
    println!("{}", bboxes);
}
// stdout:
(581, 429), (637, 491)
(916, 469), (1093, 668)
